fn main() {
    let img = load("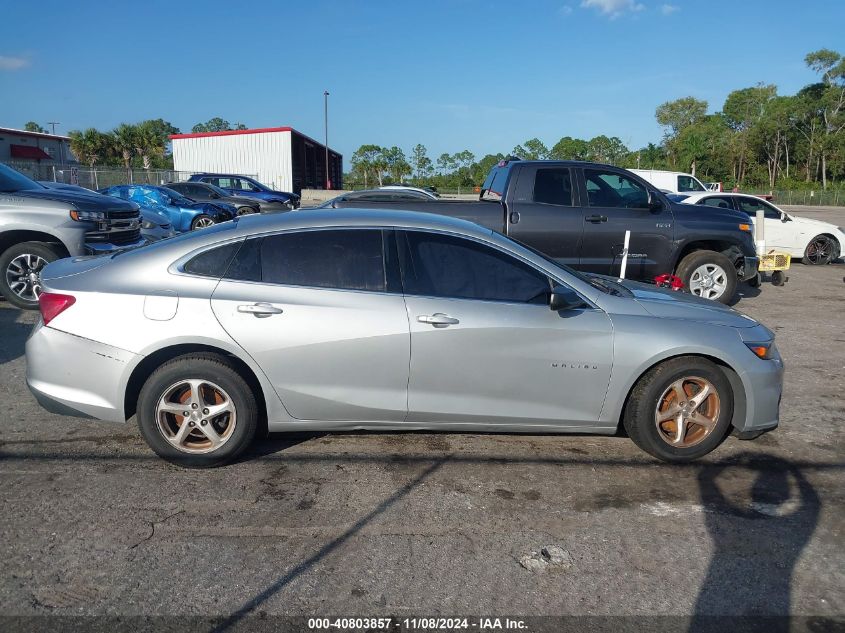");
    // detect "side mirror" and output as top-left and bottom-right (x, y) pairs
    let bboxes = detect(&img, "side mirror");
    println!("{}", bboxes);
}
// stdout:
(549, 285), (584, 311)
(781, 213), (790, 223)
(647, 190), (663, 211)
(210, 192), (220, 199)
